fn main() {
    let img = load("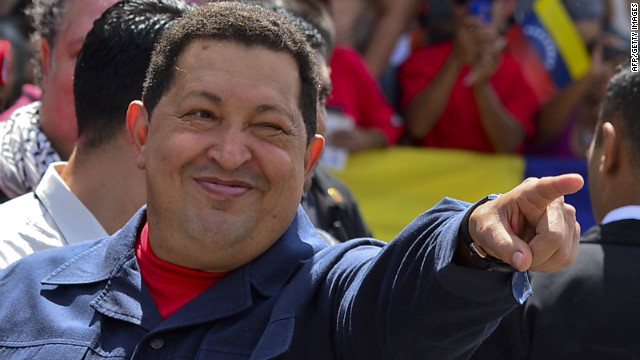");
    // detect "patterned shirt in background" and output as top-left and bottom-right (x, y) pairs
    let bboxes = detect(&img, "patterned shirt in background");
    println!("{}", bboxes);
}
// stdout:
(0, 101), (60, 201)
